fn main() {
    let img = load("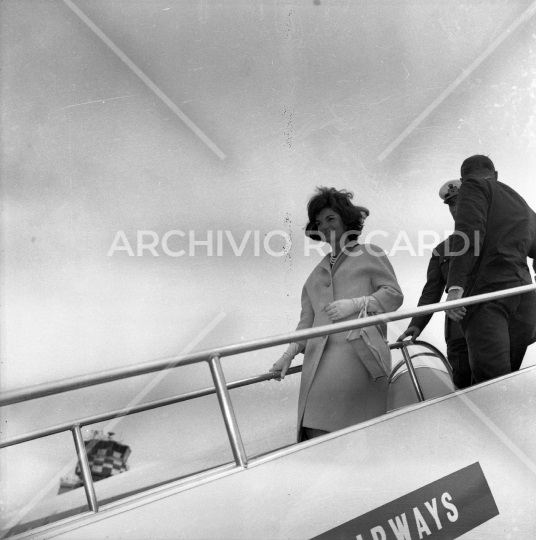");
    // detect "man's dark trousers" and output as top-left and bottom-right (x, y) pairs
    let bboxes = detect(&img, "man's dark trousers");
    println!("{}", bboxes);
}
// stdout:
(461, 285), (536, 383)
(446, 337), (472, 389)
